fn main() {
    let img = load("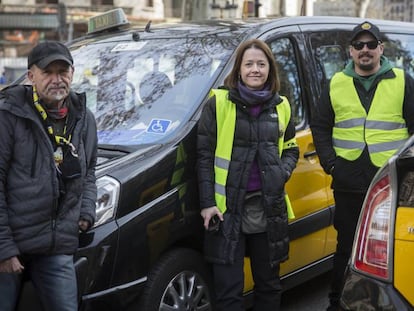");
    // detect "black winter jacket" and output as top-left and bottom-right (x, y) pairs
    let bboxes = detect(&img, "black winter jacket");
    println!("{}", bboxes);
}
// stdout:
(197, 88), (299, 266)
(0, 85), (97, 262)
